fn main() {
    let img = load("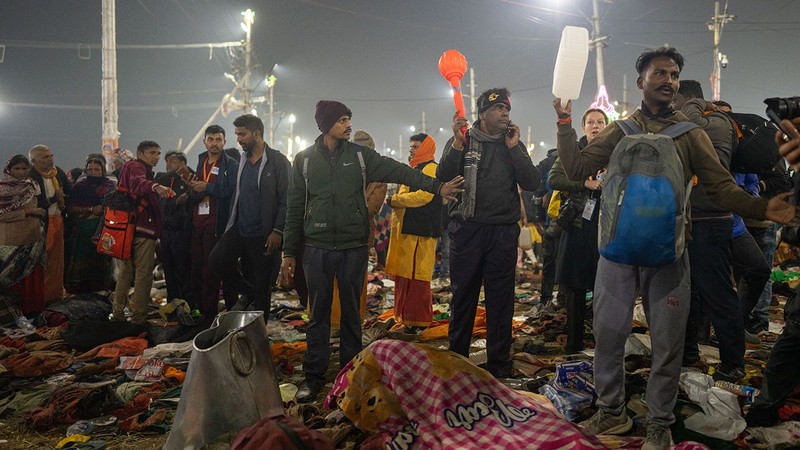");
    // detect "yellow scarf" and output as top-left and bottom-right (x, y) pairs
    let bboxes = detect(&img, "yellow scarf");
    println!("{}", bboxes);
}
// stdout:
(37, 167), (63, 209)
